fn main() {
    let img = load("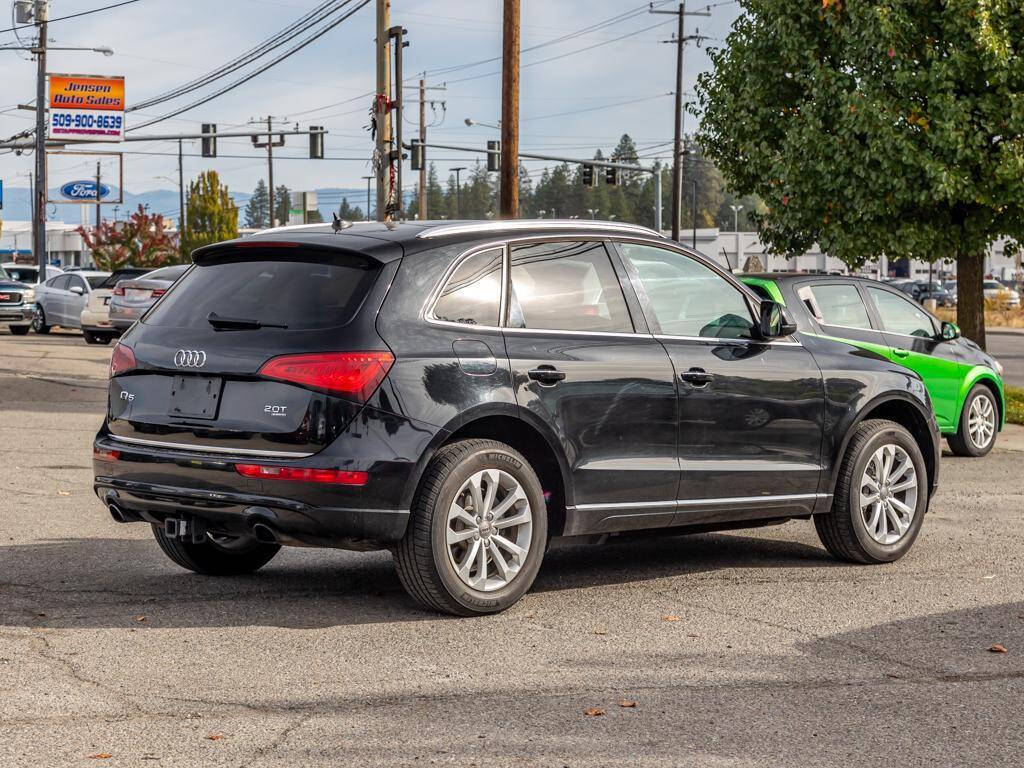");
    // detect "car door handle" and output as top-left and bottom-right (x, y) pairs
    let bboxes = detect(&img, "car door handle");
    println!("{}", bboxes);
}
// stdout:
(893, 348), (910, 358)
(679, 368), (713, 387)
(528, 366), (566, 385)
